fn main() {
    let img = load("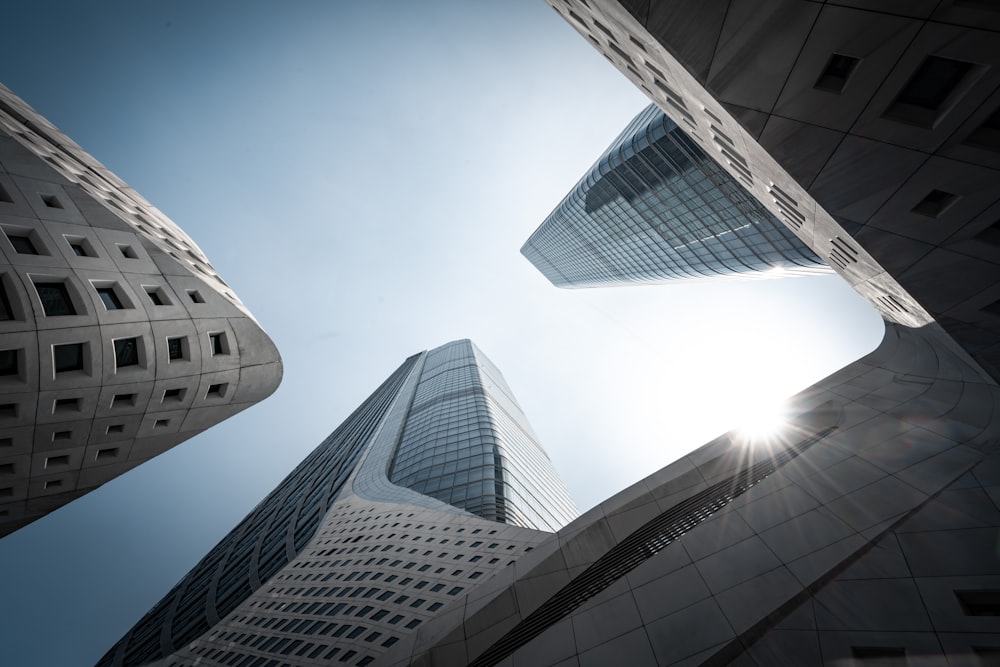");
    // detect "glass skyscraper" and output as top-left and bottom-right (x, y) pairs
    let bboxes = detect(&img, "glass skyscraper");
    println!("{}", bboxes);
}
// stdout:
(521, 104), (830, 287)
(99, 339), (577, 667)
